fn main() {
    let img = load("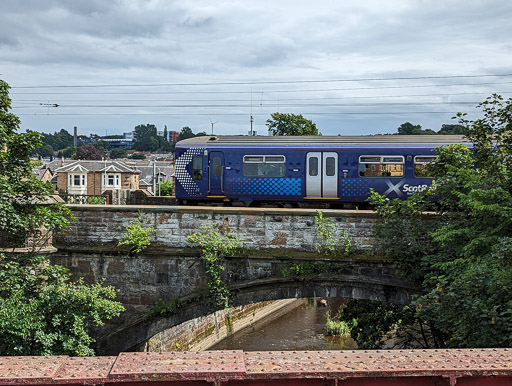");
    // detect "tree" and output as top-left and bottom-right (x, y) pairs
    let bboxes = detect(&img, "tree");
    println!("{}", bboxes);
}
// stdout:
(346, 95), (512, 349)
(157, 180), (173, 196)
(60, 145), (75, 158)
(133, 124), (158, 151)
(38, 144), (54, 158)
(396, 122), (436, 135)
(266, 113), (320, 136)
(438, 124), (466, 135)
(129, 152), (146, 159)
(0, 79), (124, 356)
(110, 148), (127, 159)
(92, 140), (111, 153)
(74, 144), (103, 160)
(176, 126), (195, 142)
